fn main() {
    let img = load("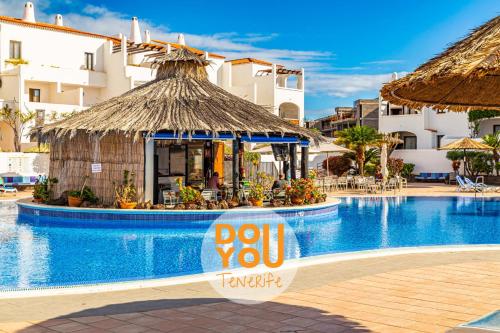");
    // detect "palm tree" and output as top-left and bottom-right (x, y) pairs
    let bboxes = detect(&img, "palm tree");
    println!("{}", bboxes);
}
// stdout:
(483, 131), (500, 175)
(336, 126), (382, 176)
